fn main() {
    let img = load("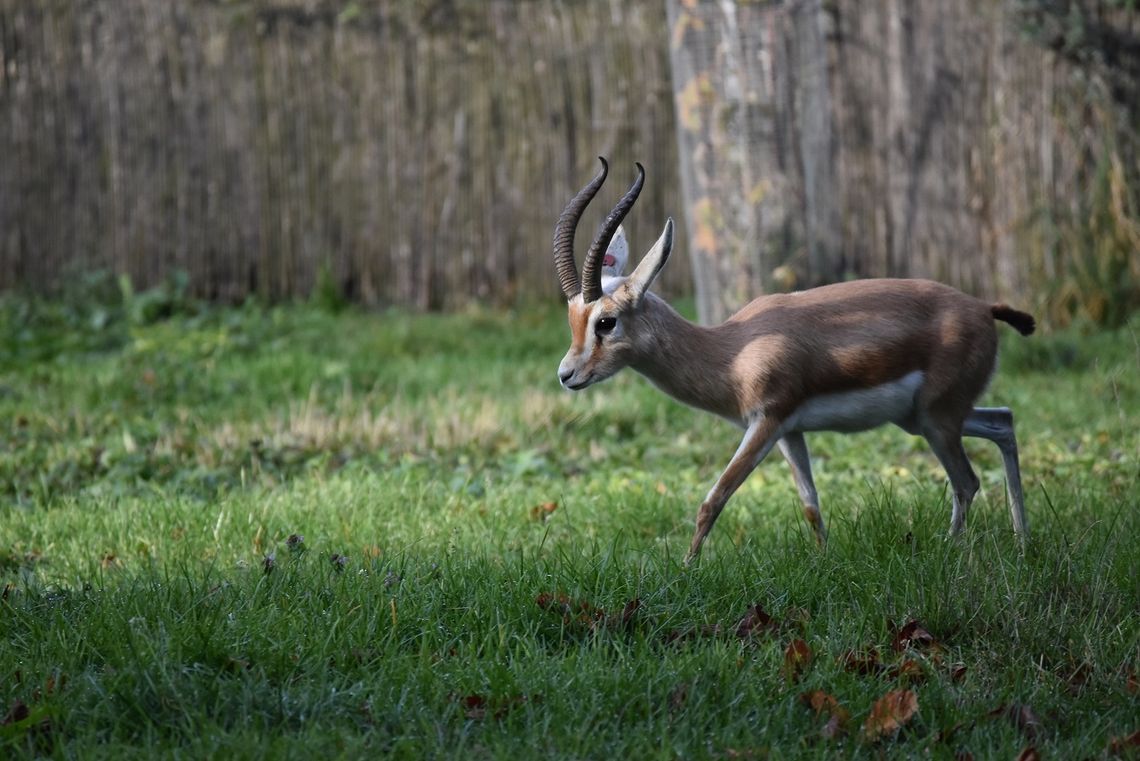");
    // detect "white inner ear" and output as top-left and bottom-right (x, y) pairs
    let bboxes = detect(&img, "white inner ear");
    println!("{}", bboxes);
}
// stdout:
(601, 225), (628, 277)
(626, 218), (673, 303)
(600, 225), (629, 295)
